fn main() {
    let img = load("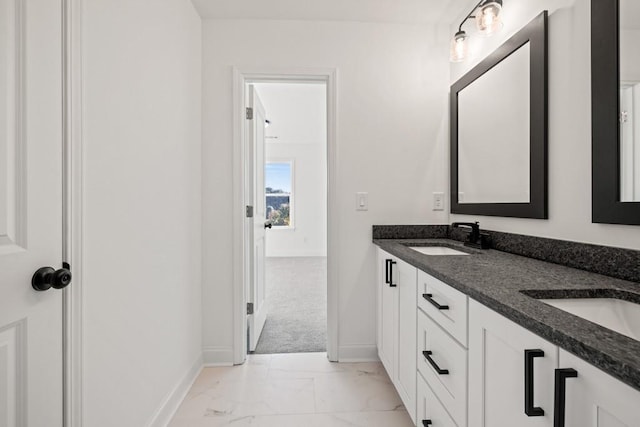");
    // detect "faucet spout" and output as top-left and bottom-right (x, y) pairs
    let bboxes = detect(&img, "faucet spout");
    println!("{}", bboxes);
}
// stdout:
(451, 221), (490, 249)
(451, 221), (480, 243)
